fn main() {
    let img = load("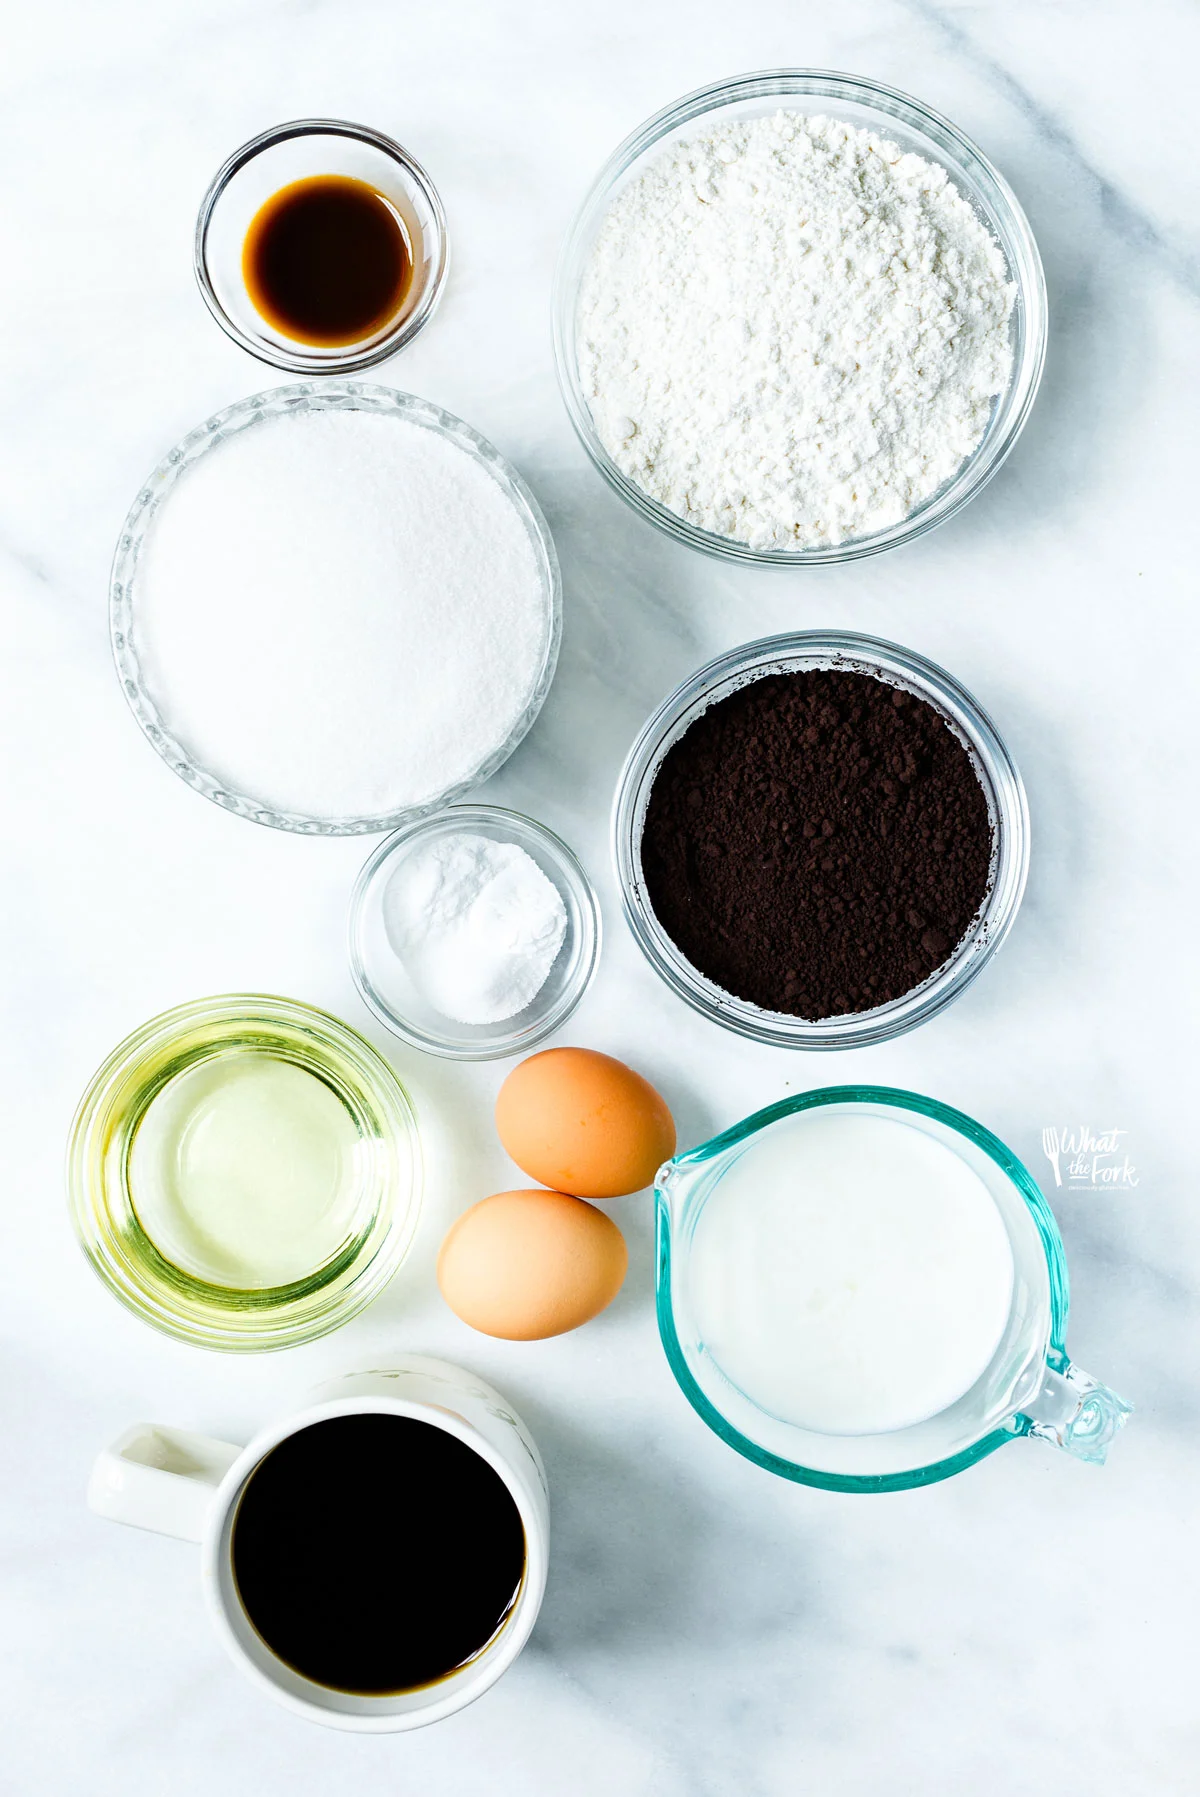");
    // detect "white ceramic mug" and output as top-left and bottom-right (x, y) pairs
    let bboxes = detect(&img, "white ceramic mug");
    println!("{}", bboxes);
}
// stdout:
(88, 1356), (549, 1731)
